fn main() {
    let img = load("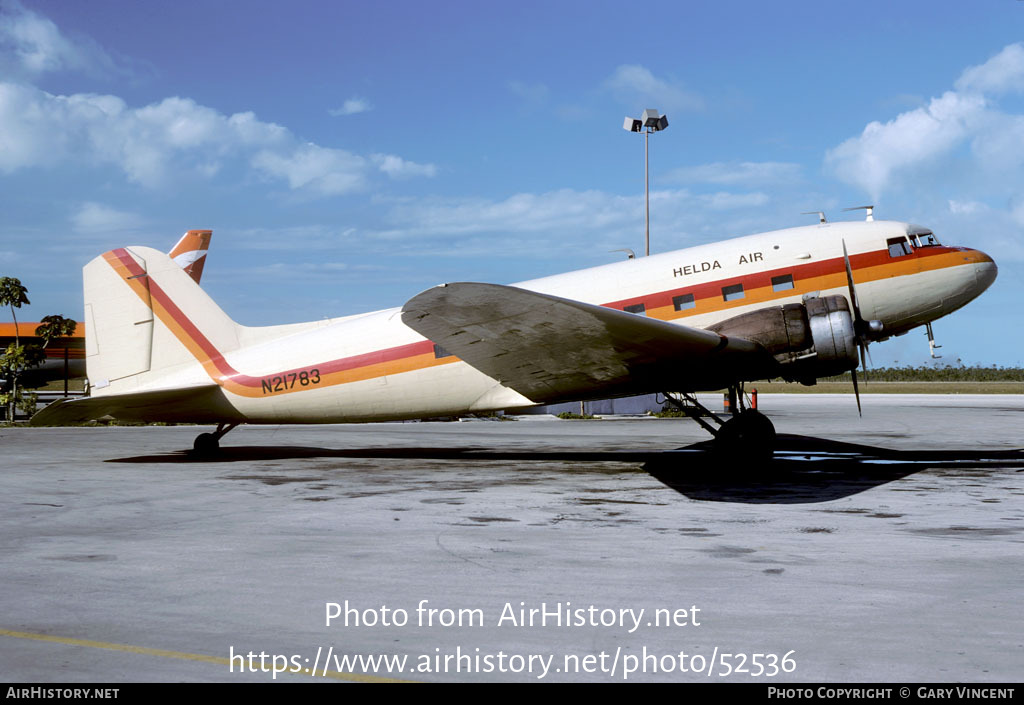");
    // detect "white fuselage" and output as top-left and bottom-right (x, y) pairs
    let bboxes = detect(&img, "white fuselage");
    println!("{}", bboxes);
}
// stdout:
(89, 220), (997, 424)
